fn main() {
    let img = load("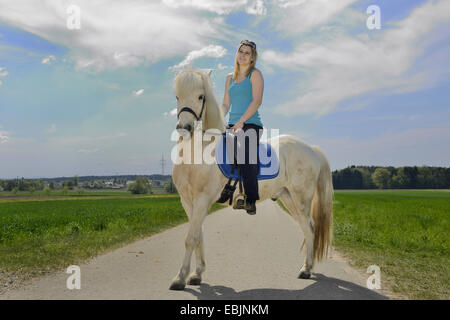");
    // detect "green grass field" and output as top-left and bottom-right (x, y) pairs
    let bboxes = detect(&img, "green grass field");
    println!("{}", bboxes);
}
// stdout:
(0, 189), (170, 200)
(332, 190), (449, 299)
(1, 190), (448, 299)
(0, 190), (132, 197)
(0, 194), (224, 287)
